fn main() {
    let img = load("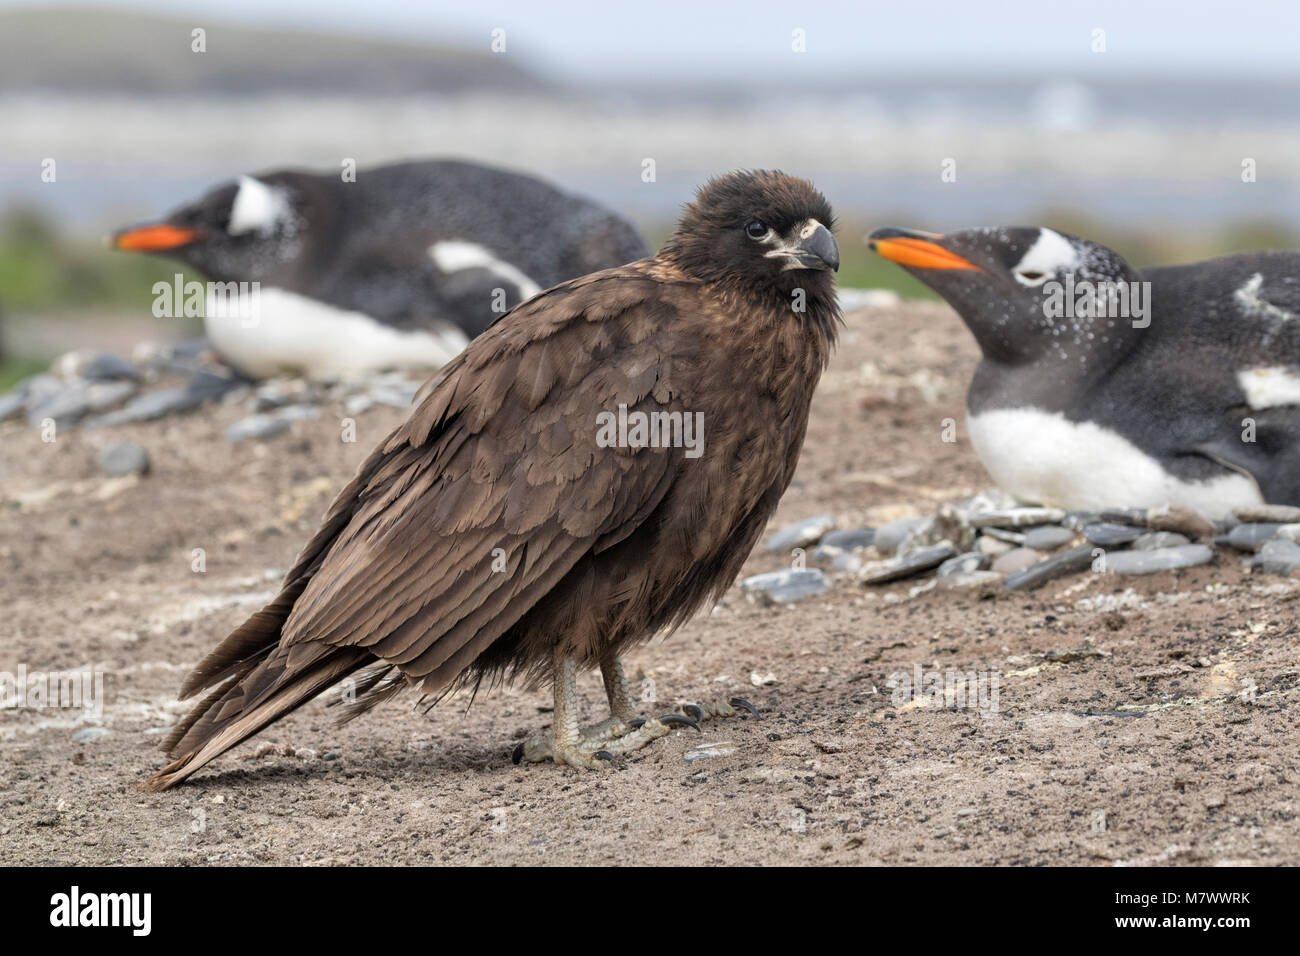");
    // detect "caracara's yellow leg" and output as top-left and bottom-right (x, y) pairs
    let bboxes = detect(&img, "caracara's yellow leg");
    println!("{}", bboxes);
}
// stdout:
(512, 650), (700, 768)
